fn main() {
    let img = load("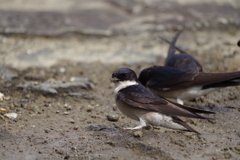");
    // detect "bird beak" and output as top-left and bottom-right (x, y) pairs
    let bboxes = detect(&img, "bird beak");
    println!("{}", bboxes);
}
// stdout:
(111, 77), (119, 83)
